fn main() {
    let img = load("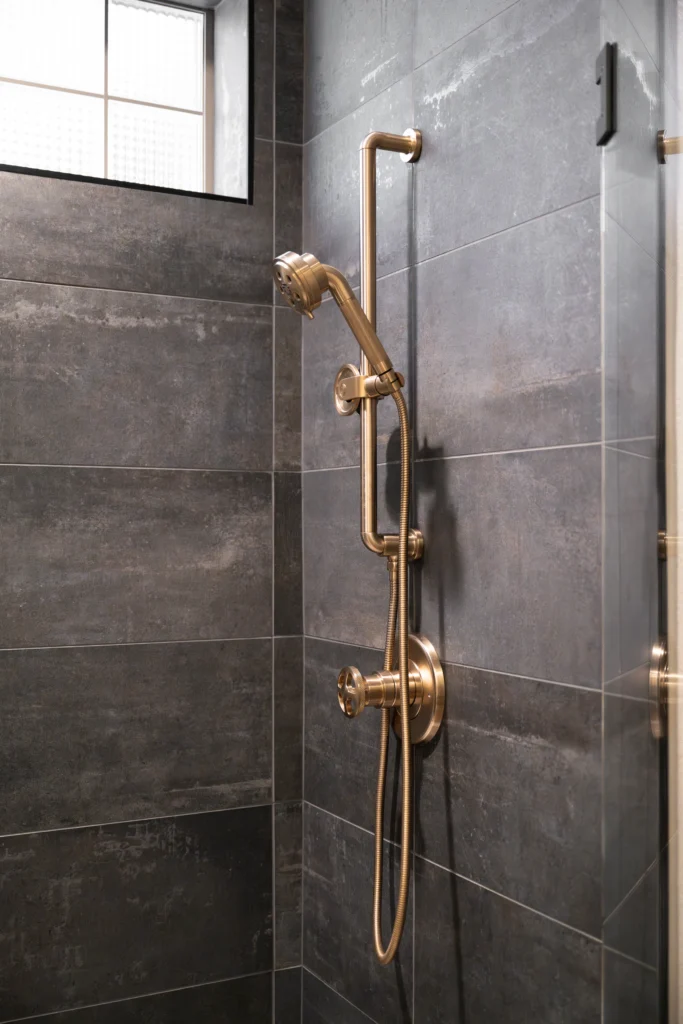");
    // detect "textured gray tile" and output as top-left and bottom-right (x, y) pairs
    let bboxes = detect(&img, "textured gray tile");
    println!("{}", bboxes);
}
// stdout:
(303, 0), (413, 139)
(0, 808), (272, 1018)
(414, 0), (600, 262)
(44, 976), (273, 1023)
(414, 199), (601, 457)
(275, 472), (303, 636)
(303, 75), (415, 289)
(302, 269), (411, 471)
(303, 804), (412, 1023)
(303, 464), (399, 649)
(276, 0), (304, 142)
(604, 694), (660, 917)
(274, 307), (302, 471)
(304, 637), (403, 838)
(275, 143), (303, 265)
(275, 967), (302, 1024)
(603, 1), (661, 262)
(275, 801), (303, 969)
(414, 446), (602, 686)
(414, 0), (519, 67)
(0, 639), (272, 834)
(415, 664), (602, 935)
(0, 281), (272, 469)
(604, 218), (660, 443)
(0, 466), (272, 648)
(274, 637), (304, 803)
(604, 448), (658, 683)
(0, 141), (273, 302)
(254, 0), (275, 139)
(413, 856), (601, 1024)
(617, 0), (660, 67)
(603, 950), (659, 1024)
(604, 856), (659, 968)
(302, 971), (374, 1024)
